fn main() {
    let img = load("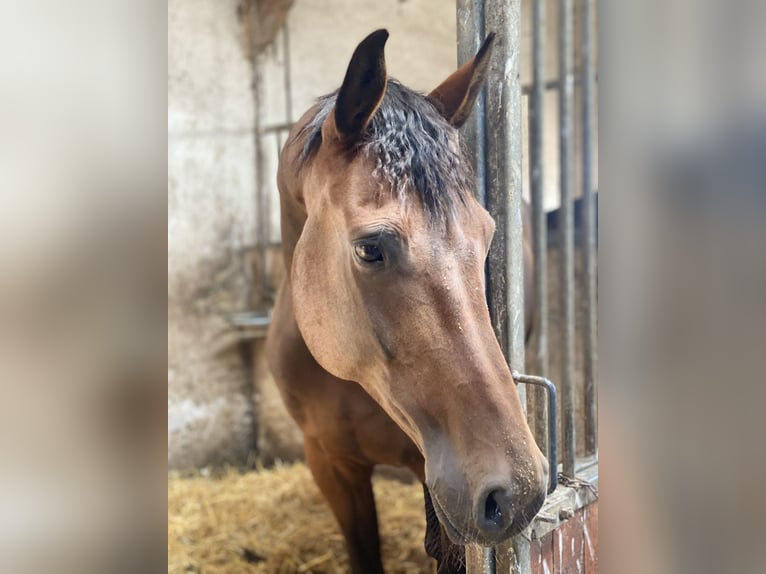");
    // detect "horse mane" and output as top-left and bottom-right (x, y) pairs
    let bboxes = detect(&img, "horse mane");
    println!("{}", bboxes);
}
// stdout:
(294, 79), (472, 223)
